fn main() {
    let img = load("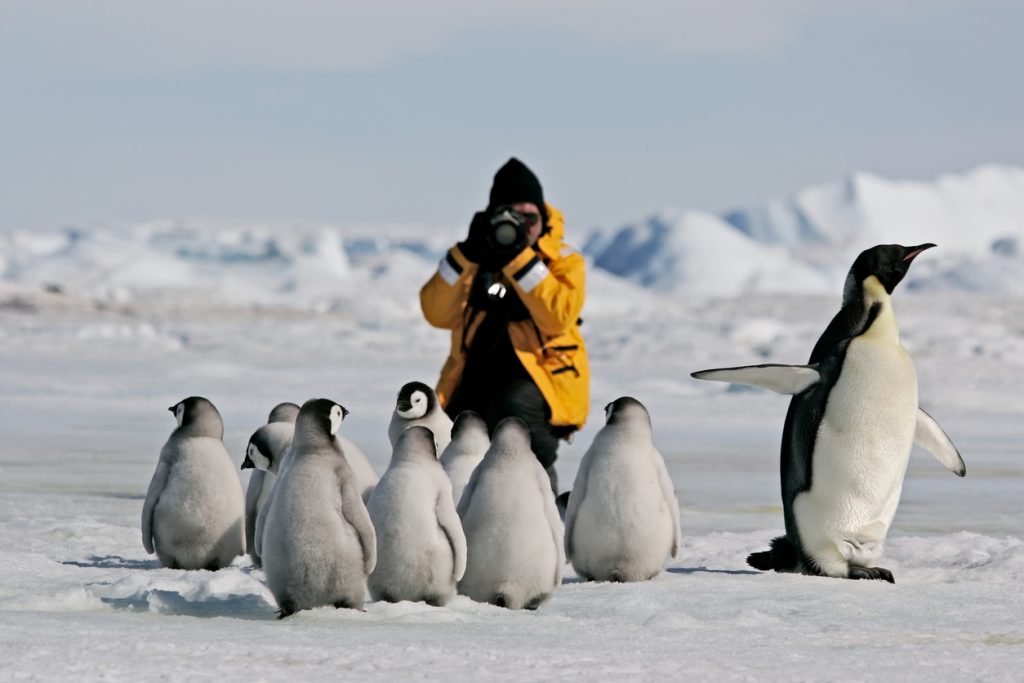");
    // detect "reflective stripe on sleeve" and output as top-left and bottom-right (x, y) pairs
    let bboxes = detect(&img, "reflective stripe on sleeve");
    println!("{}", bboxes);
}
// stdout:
(438, 251), (462, 285)
(513, 256), (550, 293)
